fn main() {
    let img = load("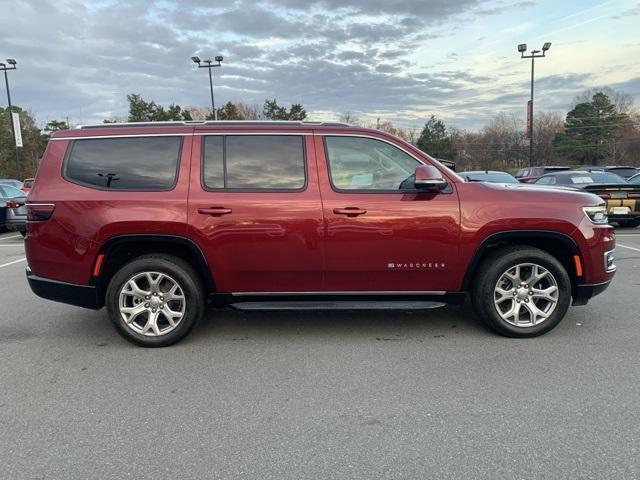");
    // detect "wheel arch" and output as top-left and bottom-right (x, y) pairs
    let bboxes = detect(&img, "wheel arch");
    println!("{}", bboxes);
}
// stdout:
(461, 230), (581, 298)
(91, 235), (215, 306)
